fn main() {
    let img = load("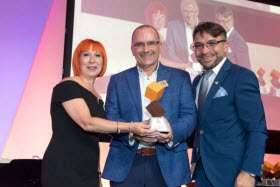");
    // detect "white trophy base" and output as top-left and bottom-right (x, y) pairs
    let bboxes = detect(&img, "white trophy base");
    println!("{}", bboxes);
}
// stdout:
(148, 117), (169, 133)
